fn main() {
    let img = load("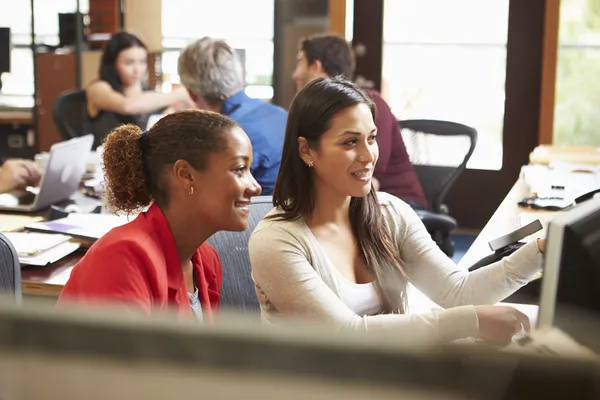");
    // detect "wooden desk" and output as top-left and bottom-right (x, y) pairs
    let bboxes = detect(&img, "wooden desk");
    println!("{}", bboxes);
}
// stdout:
(0, 110), (33, 125)
(21, 253), (81, 297)
(11, 193), (100, 297)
